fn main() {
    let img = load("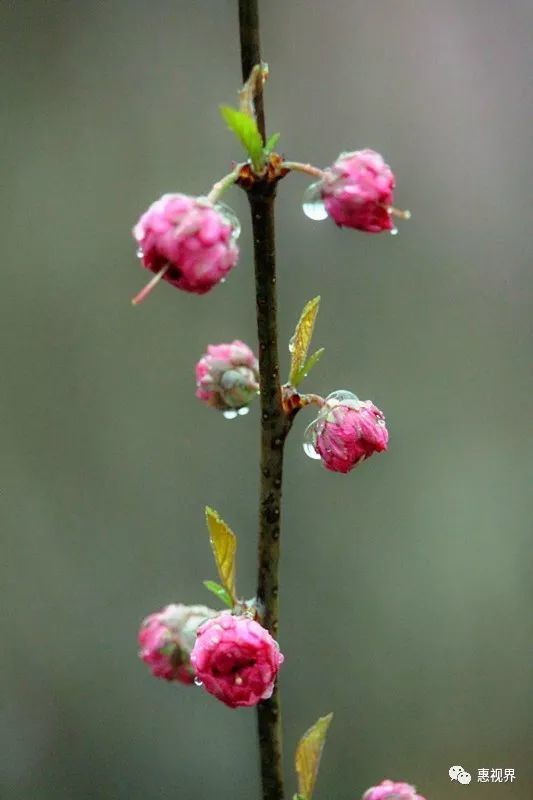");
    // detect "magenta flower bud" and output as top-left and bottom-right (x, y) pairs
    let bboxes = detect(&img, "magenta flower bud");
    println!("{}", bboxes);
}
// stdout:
(138, 603), (217, 684)
(302, 149), (409, 233)
(362, 780), (426, 800)
(195, 340), (259, 416)
(304, 390), (388, 473)
(132, 194), (240, 303)
(190, 612), (284, 708)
